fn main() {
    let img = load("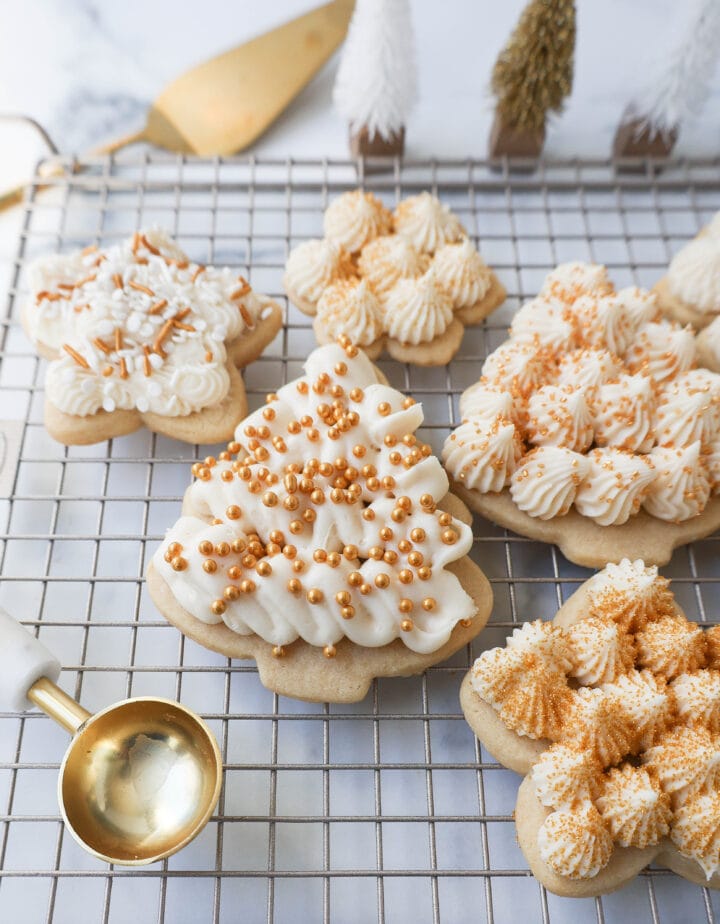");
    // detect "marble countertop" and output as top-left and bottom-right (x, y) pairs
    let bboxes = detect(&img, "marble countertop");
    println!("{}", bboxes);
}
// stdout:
(1, 0), (719, 287)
